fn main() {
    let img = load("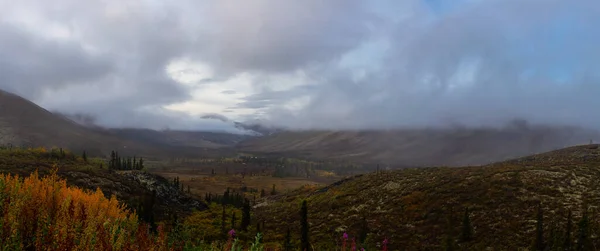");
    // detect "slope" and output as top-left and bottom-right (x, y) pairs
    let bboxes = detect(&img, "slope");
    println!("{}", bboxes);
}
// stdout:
(238, 124), (600, 166)
(0, 146), (205, 222)
(0, 90), (234, 159)
(0, 90), (157, 156)
(104, 128), (253, 149)
(253, 144), (600, 250)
